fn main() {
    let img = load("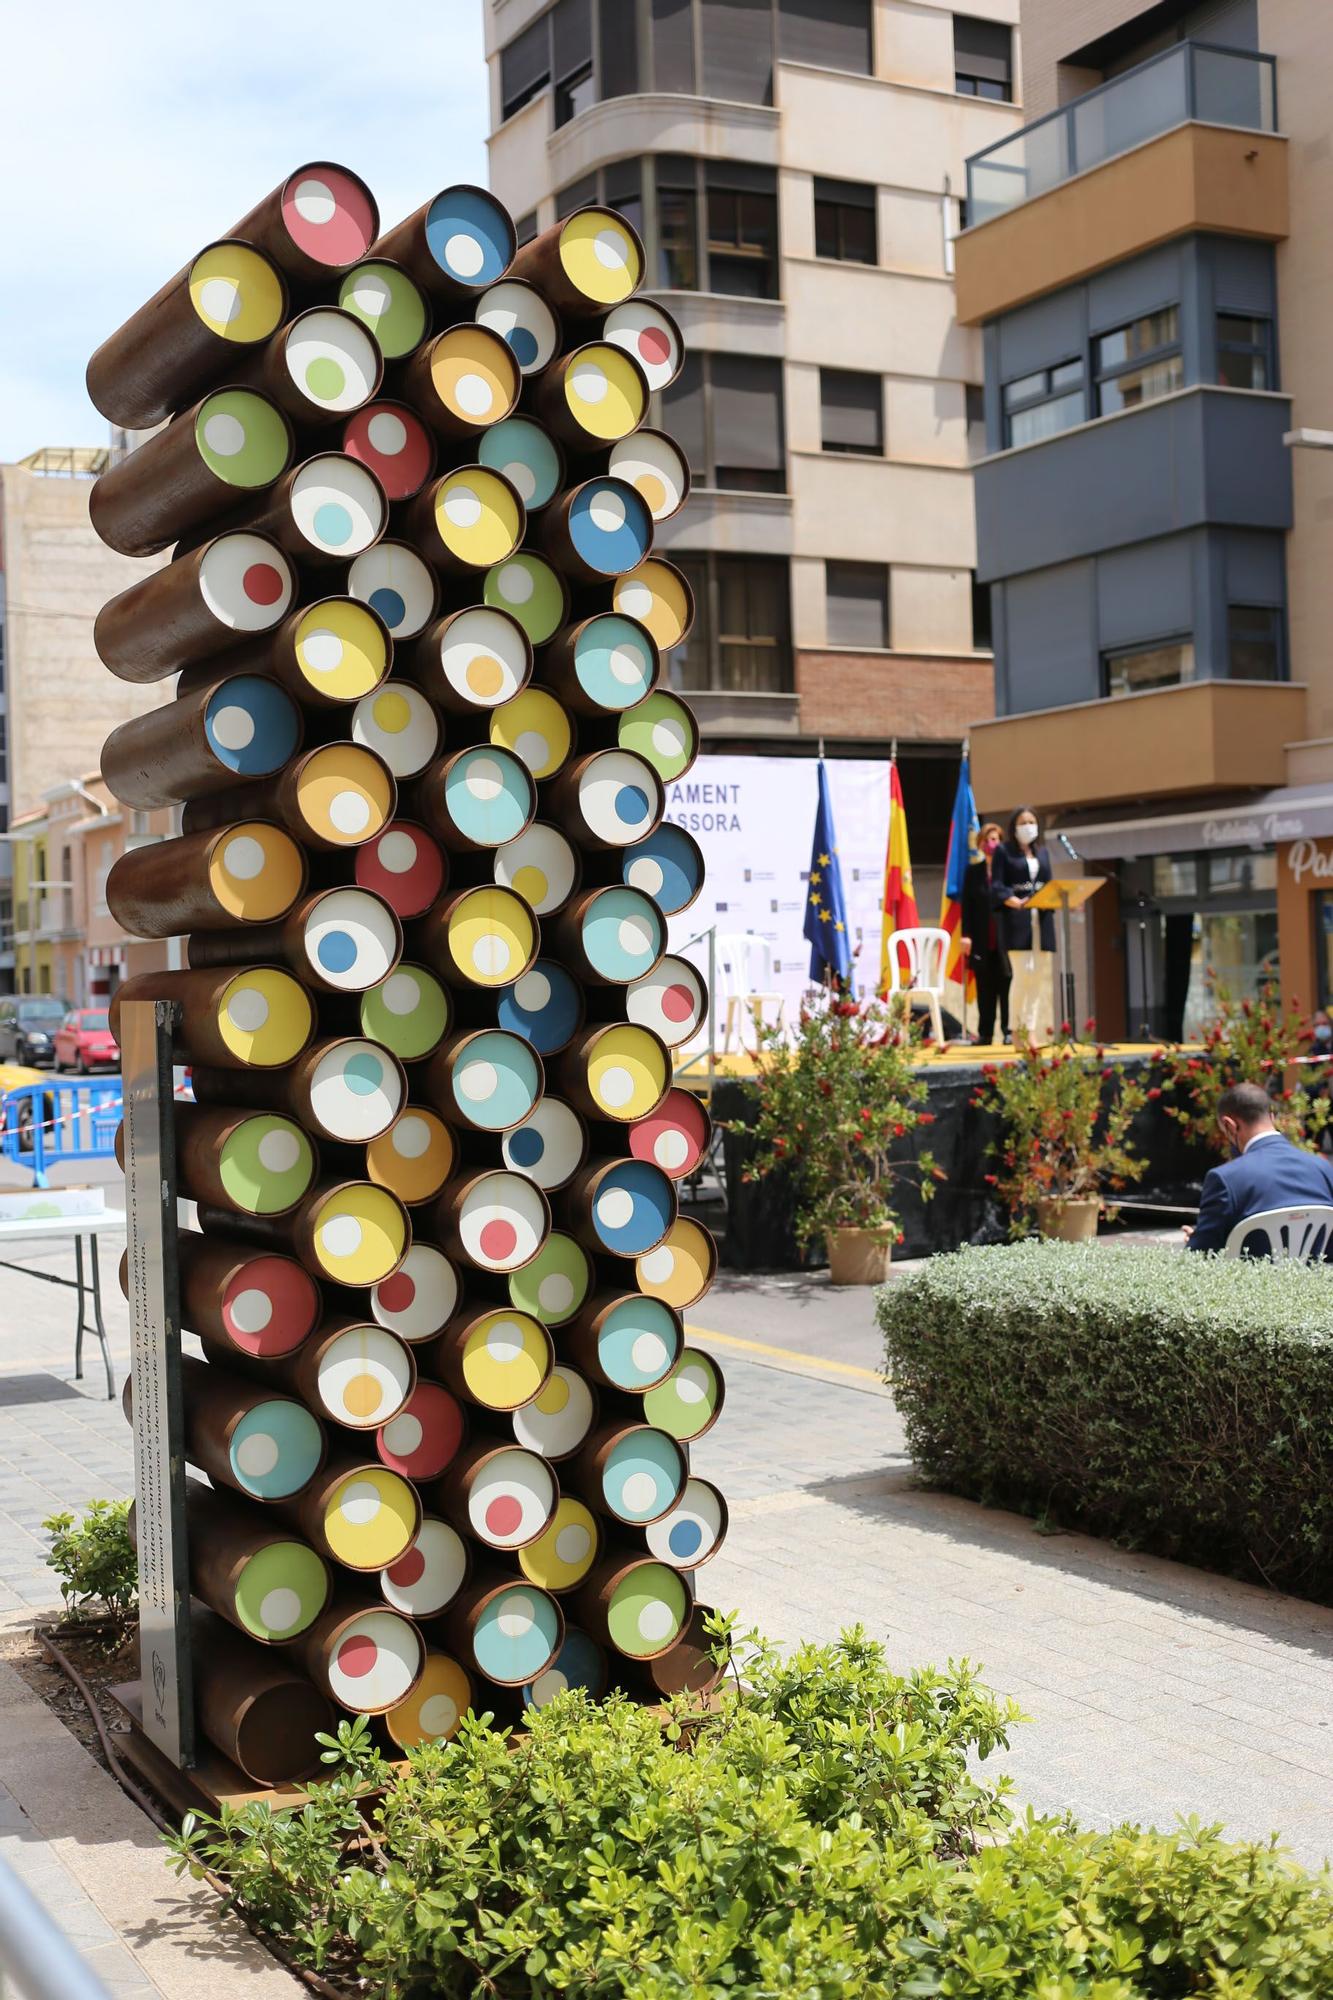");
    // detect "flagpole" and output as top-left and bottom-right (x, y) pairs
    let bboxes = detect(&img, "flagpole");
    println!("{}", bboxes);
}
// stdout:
(960, 736), (972, 1044)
